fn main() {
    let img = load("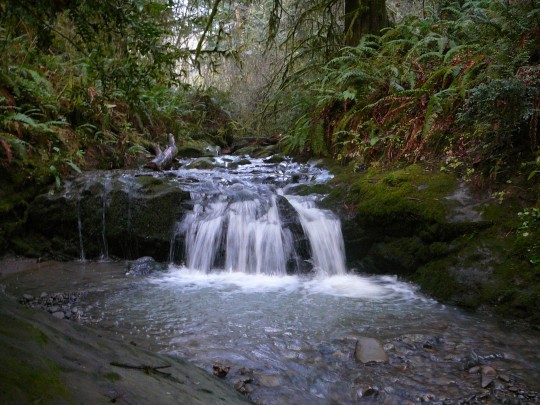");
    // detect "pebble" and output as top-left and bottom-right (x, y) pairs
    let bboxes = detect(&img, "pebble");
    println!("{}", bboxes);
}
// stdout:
(498, 374), (510, 383)
(481, 365), (497, 388)
(20, 290), (84, 322)
(354, 337), (388, 364)
(468, 366), (481, 374)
